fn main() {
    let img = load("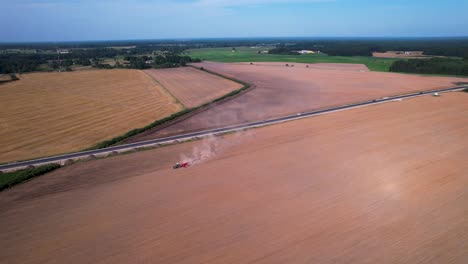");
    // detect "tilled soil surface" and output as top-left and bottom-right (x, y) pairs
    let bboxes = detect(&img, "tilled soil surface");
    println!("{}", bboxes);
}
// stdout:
(1, 92), (467, 264)
(236, 61), (371, 71)
(128, 62), (468, 142)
